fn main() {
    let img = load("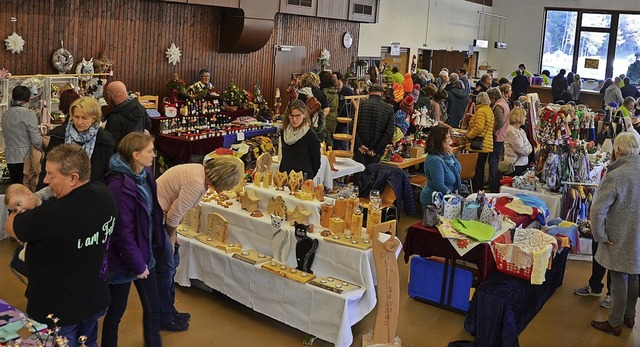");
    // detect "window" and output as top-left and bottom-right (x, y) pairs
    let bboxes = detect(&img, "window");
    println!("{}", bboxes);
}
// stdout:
(287, 0), (312, 7)
(353, 4), (373, 16)
(541, 9), (640, 81)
